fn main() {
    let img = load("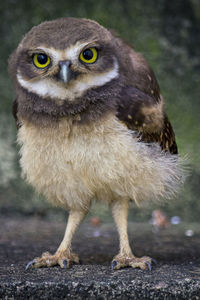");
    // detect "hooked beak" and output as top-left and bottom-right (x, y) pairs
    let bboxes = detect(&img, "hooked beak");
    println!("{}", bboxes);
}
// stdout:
(58, 60), (72, 84)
